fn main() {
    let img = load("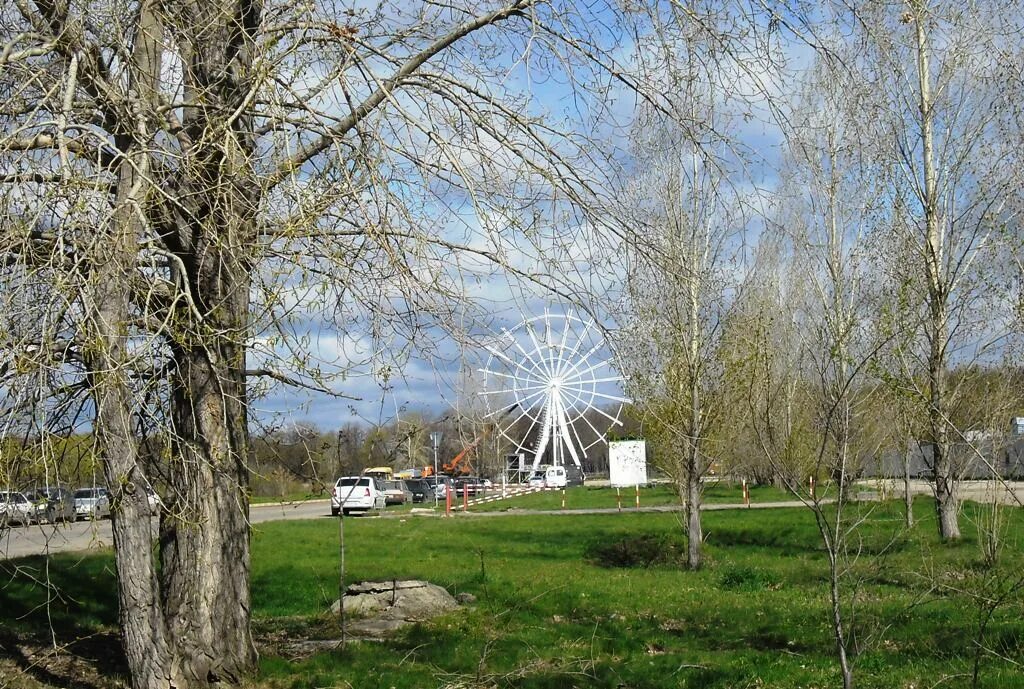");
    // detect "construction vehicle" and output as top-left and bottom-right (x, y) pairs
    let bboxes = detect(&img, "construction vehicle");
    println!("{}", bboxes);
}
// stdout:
(442, 404), (518, 476)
